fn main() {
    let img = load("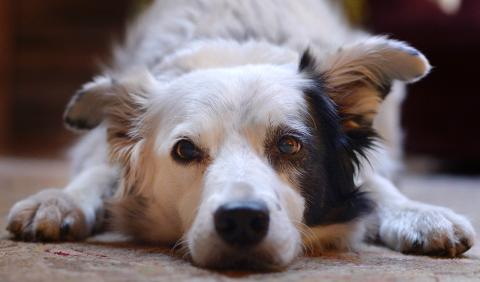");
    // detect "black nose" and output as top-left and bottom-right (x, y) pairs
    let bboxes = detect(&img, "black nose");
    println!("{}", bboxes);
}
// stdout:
(214, 201), (270, 247)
